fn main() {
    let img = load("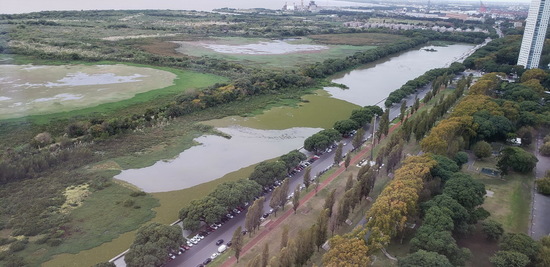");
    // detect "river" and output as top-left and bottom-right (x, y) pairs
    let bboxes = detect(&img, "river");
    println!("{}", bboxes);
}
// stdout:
(115, 43), (475, 192)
